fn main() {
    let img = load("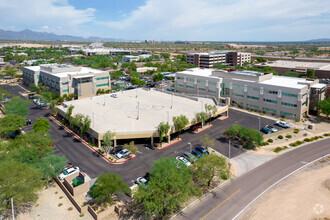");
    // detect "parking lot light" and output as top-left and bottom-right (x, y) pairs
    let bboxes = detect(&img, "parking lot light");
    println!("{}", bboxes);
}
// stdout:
(258, 117), (261, 130)
(188, 142), (192, 153)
